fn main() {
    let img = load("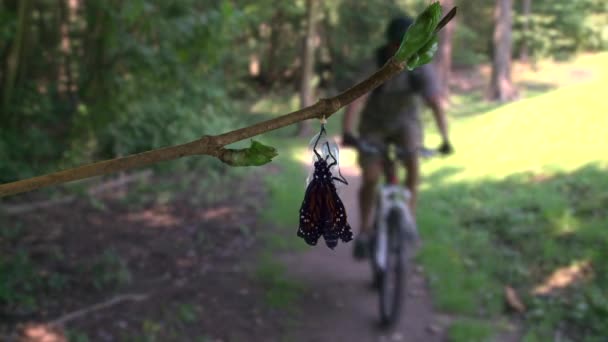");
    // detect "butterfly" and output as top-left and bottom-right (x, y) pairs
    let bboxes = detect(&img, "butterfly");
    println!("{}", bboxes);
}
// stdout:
(297, 125), (353, 249)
